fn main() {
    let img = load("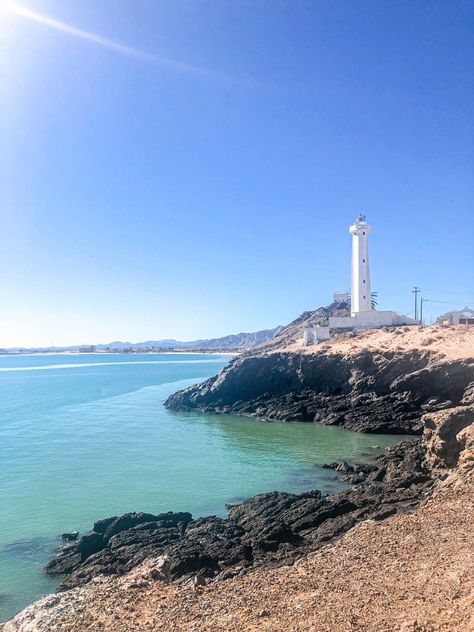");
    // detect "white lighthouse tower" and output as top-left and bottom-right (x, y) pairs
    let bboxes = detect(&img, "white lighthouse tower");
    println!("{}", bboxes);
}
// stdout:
(349, 213), (372, 315)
